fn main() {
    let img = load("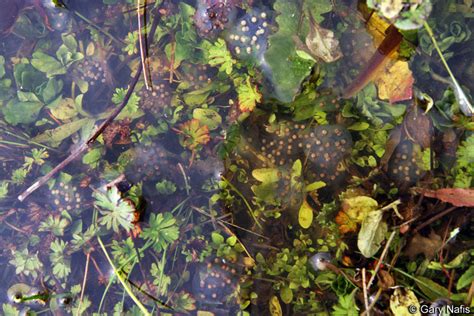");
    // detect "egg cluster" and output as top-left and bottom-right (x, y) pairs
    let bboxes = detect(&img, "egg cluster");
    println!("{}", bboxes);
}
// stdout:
(125, 143), (175, 183)
(73, 58), (108, 87)
(194, 0), (240, 37)
(50, 181), (84, 214)
(242, 122), (352, 185)
(180, 62), (214, 89)
(226, 9), (272, 61)
(137, 81), (172, 117)
(387, 140), (425, 187)
(191, 258), (239, 304)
